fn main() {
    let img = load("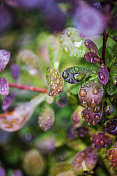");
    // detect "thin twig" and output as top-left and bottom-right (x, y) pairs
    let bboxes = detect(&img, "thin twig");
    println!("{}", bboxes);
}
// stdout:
(9, 83), (47, 93)
(102, 29), (107, 65)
